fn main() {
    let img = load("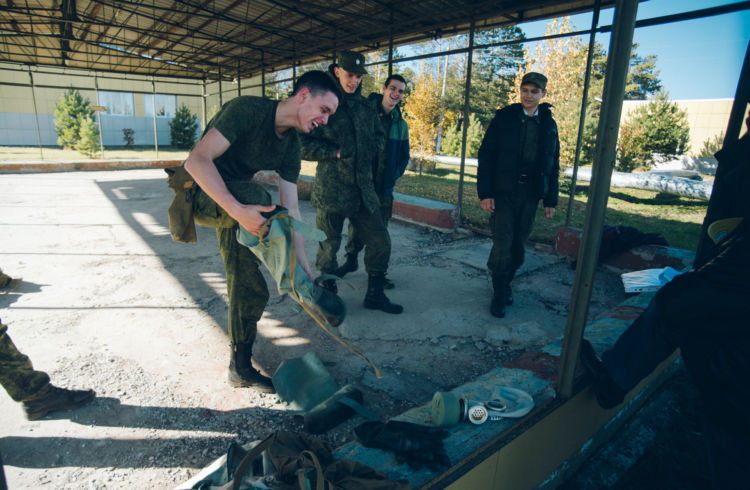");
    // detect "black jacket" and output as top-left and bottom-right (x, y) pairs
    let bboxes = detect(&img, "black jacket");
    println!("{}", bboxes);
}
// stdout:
(476, 102), (560, 208)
